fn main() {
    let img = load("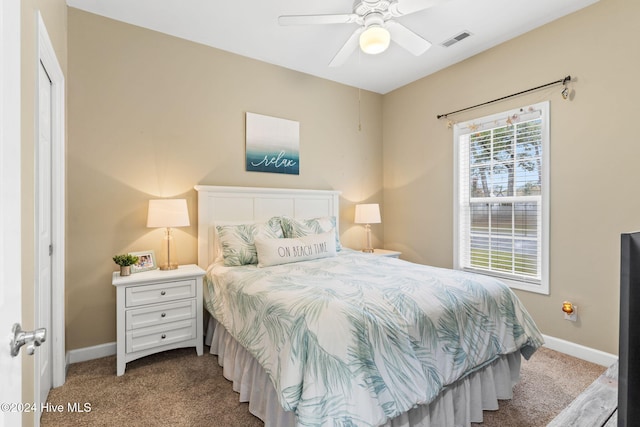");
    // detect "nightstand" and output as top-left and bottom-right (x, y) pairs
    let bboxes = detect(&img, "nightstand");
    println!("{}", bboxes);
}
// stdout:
(364, 249), (402, 258)
(112, 264), (205, 376)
